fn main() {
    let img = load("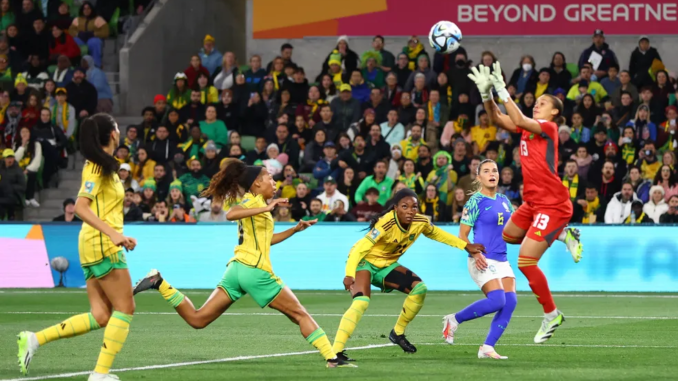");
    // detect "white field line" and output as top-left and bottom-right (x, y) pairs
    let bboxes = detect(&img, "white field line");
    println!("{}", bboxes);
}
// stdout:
(1, 342), (675, 381)
(1, 290), (678, 298)
(2, 311), (677, 320)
